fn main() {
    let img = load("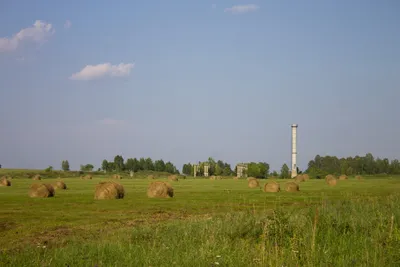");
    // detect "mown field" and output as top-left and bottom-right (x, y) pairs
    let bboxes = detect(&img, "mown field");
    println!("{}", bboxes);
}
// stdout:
(1, 171), (400, 266)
